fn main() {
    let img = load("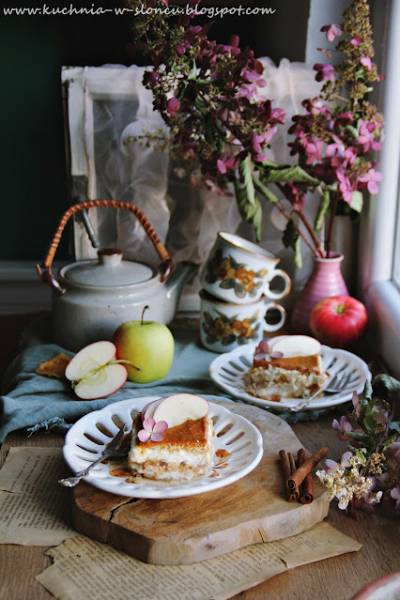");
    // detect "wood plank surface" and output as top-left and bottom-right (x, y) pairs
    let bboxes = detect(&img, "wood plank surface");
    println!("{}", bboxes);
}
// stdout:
(1, 315), (399, 599)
